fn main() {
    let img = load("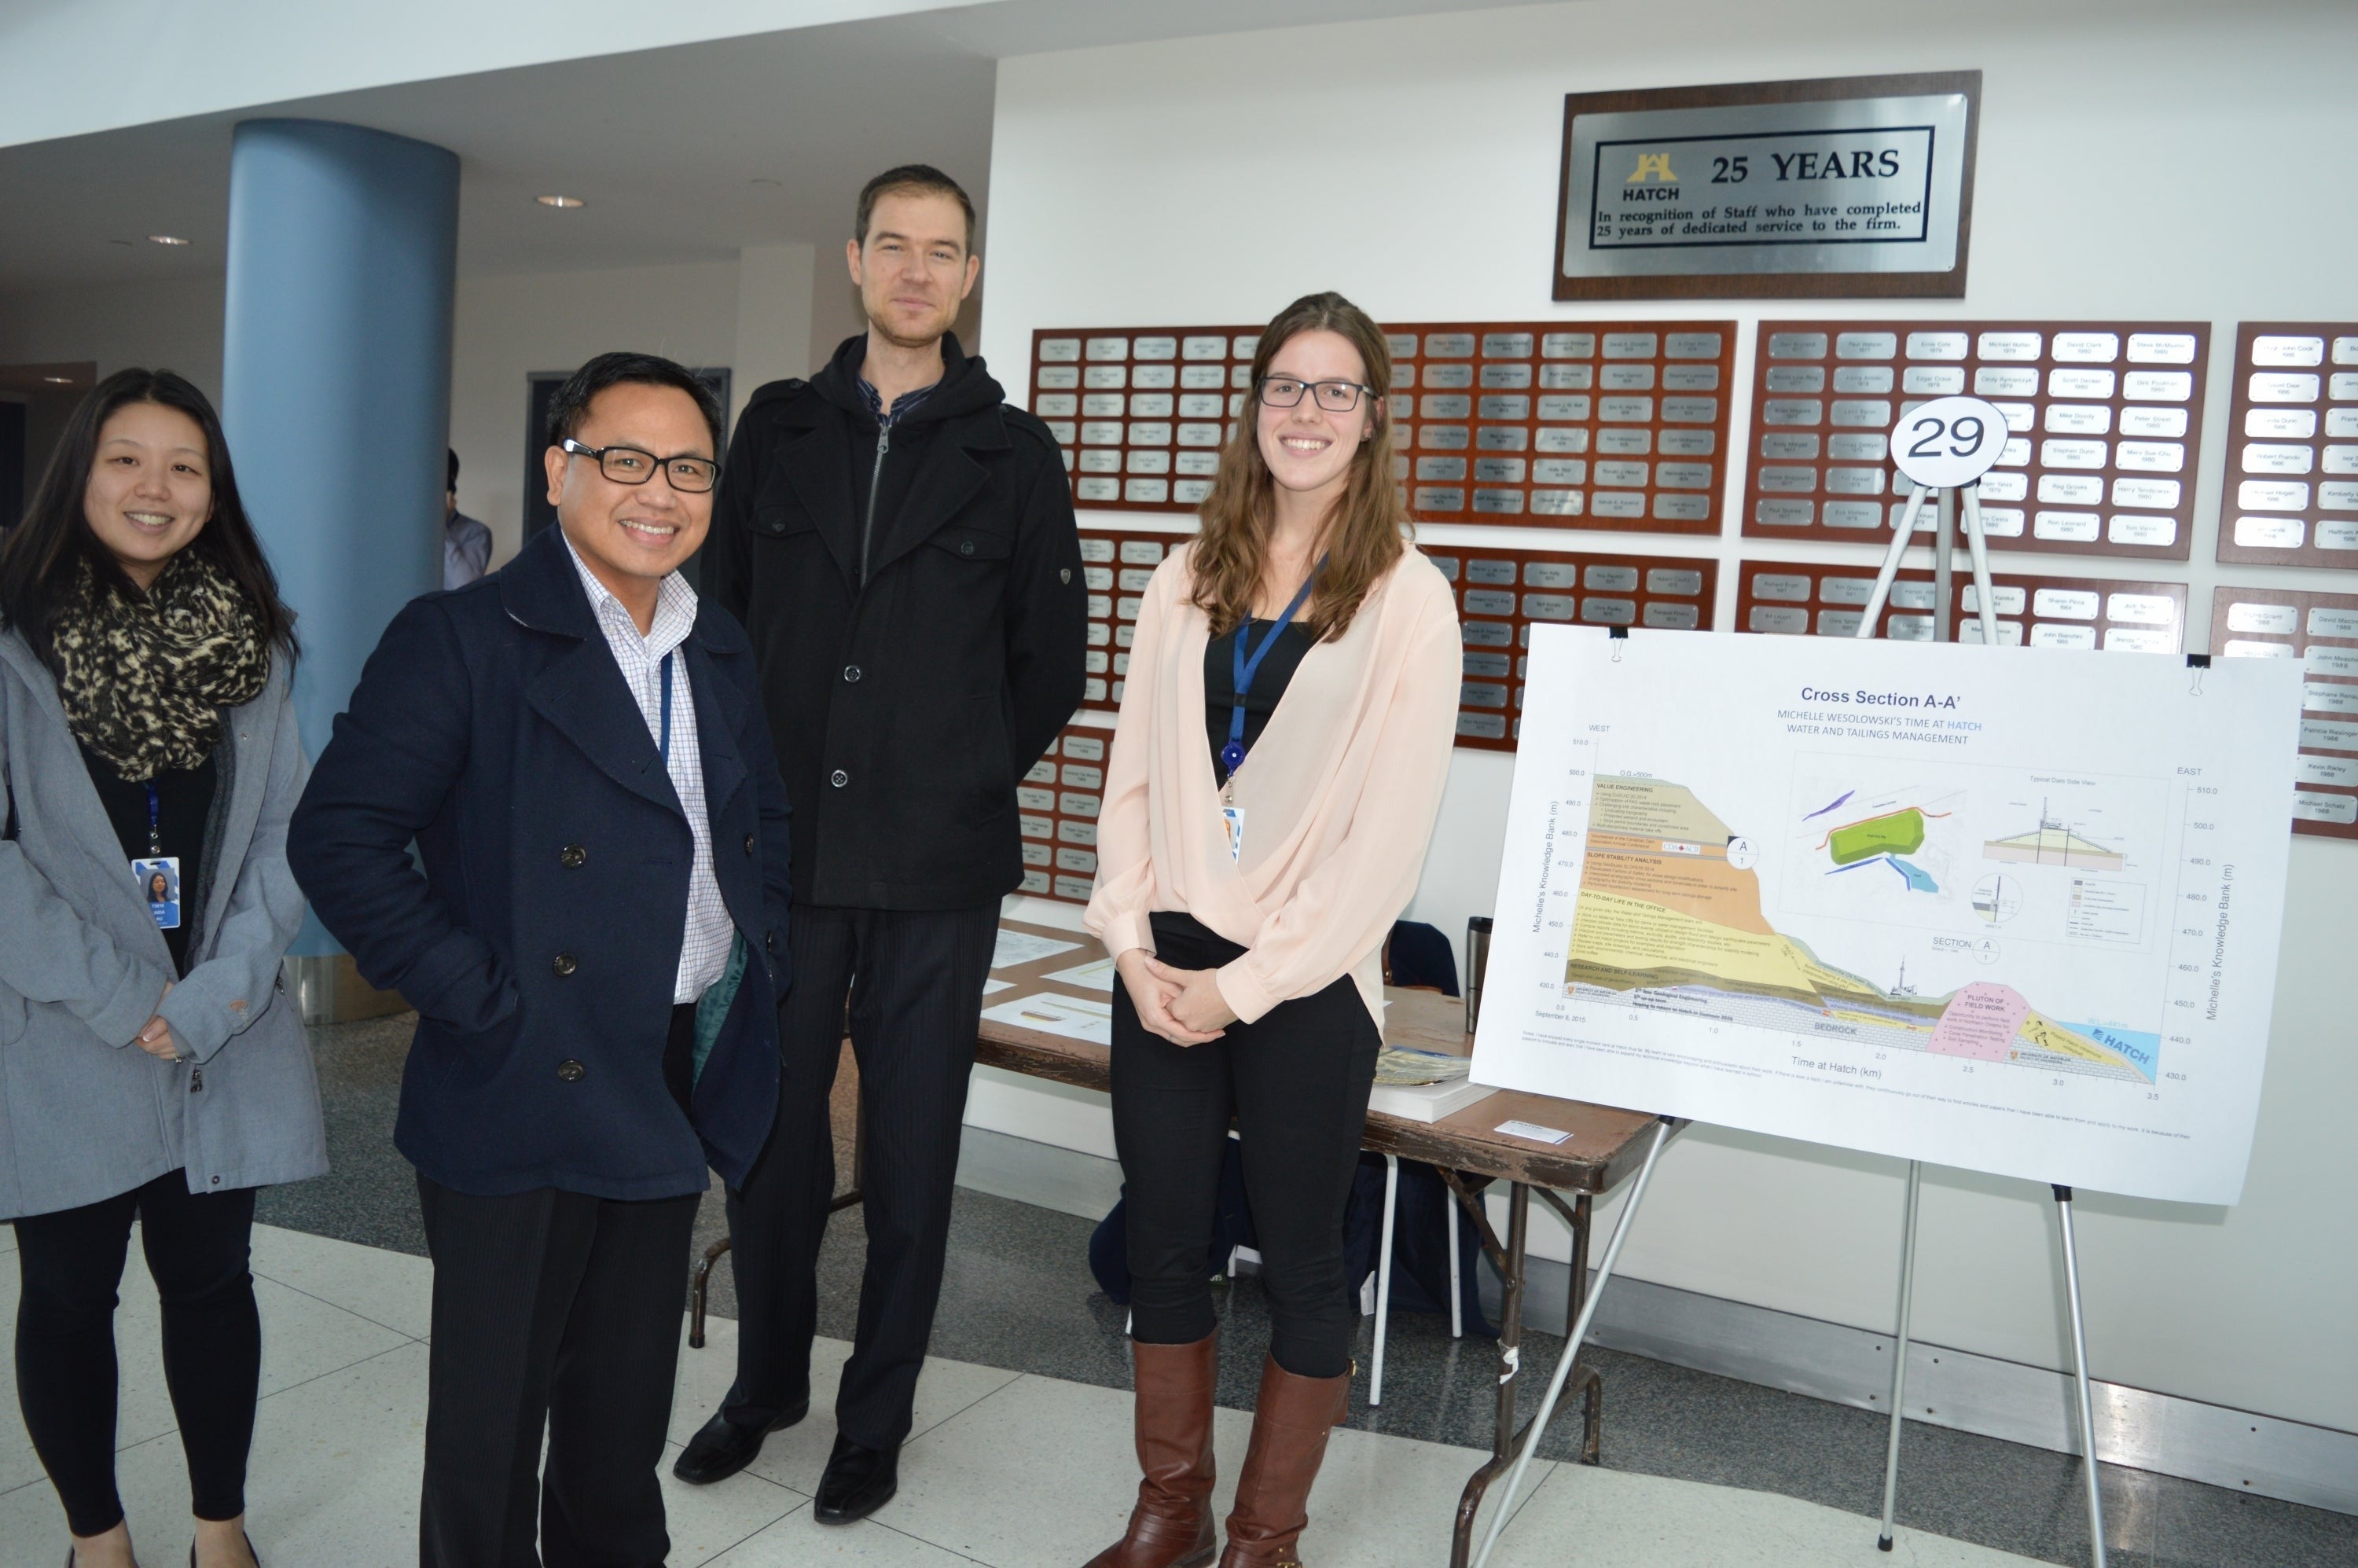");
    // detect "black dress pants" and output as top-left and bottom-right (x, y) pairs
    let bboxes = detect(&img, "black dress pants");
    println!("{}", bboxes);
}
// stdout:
(722, 901), (999, 1449)
(1111, 913), (1383, 1379)
(12, 1171), (261, 1536)
(415, 1006), (703, 1568)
